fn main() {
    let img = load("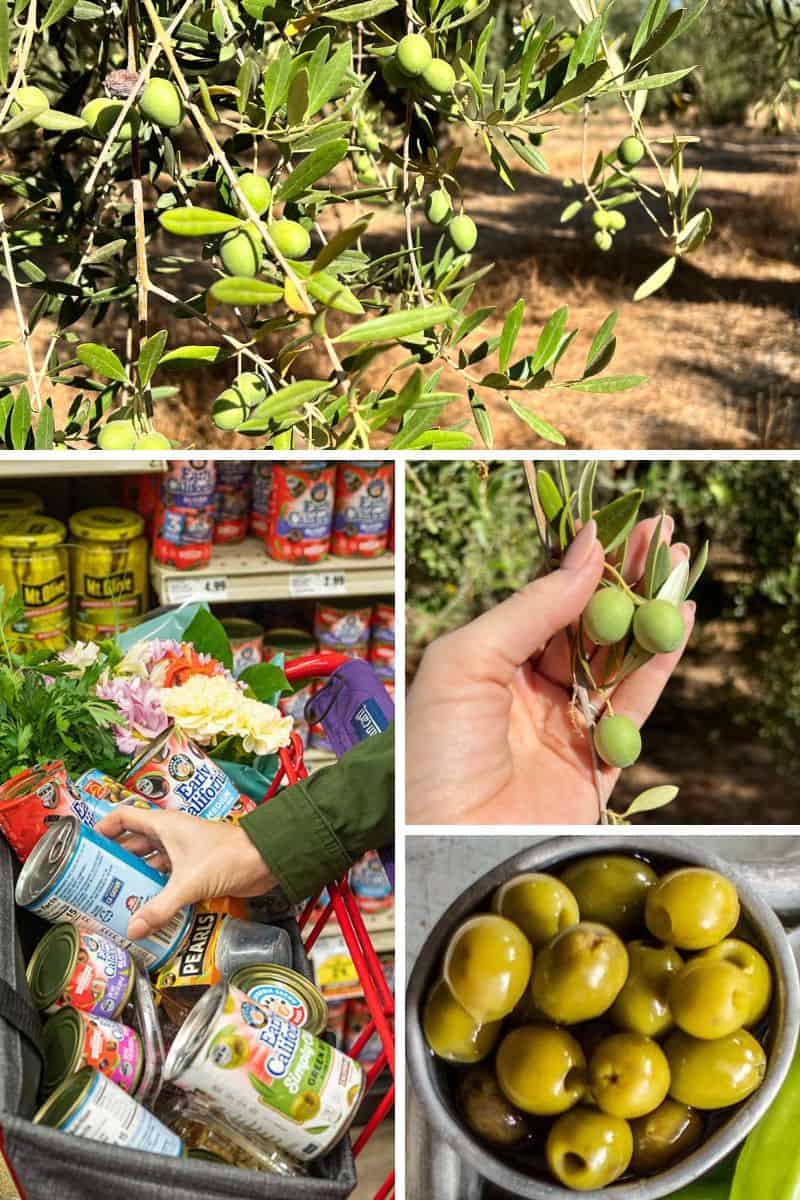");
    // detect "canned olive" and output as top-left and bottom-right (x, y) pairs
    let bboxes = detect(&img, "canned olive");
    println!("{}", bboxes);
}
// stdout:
(42, 1005), (143, 1095)
(229, 964), (328, 1035)
(69, 507), (147, 642)
(27, 923), (135, 1018)
(0, 515), (69, 652)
